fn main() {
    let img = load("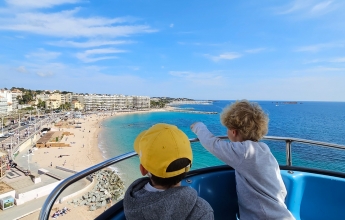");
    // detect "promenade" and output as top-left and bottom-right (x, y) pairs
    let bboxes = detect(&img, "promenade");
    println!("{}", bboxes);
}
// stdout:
(0, 113), (91, 219)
